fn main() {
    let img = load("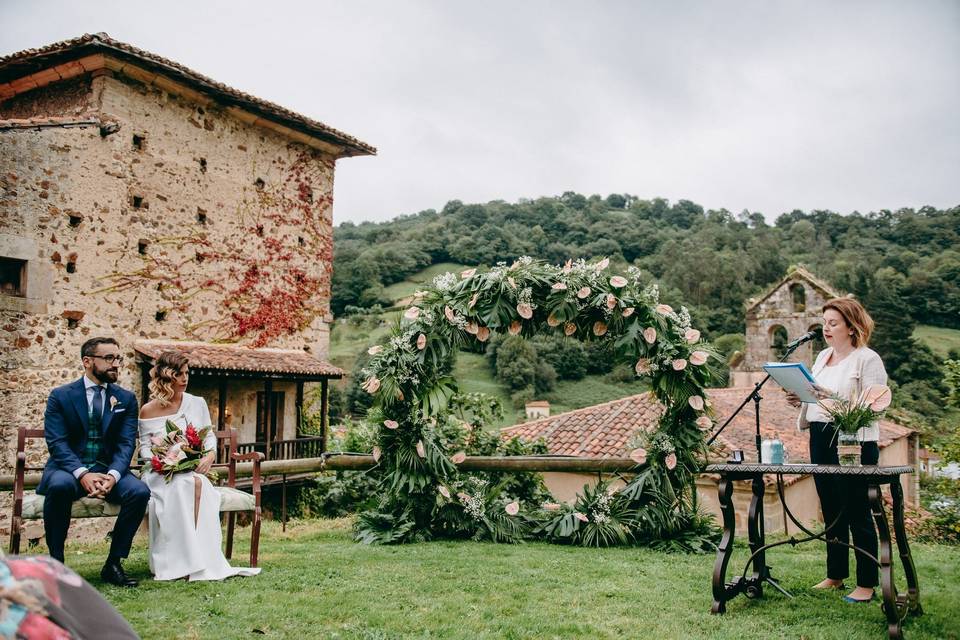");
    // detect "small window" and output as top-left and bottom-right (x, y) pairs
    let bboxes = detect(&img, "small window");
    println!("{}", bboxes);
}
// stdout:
(789, 283), (806, 312)
(195, 252), (204, 264)
(297, 236), (305, 246)
(197, 209), (207, 224)
(770, 325), (789, 360)
(67, 317), (79, 329)
(132, 134), (145, 151)
(155, 310), (167, 322)
(0, 257), (27, 297)
(254, 178), (265, 190)
(138, 240), (149, 255)
(68, 213), (82, 227)
(131, 195), (145, 209)
(199, 158), (207, 173)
